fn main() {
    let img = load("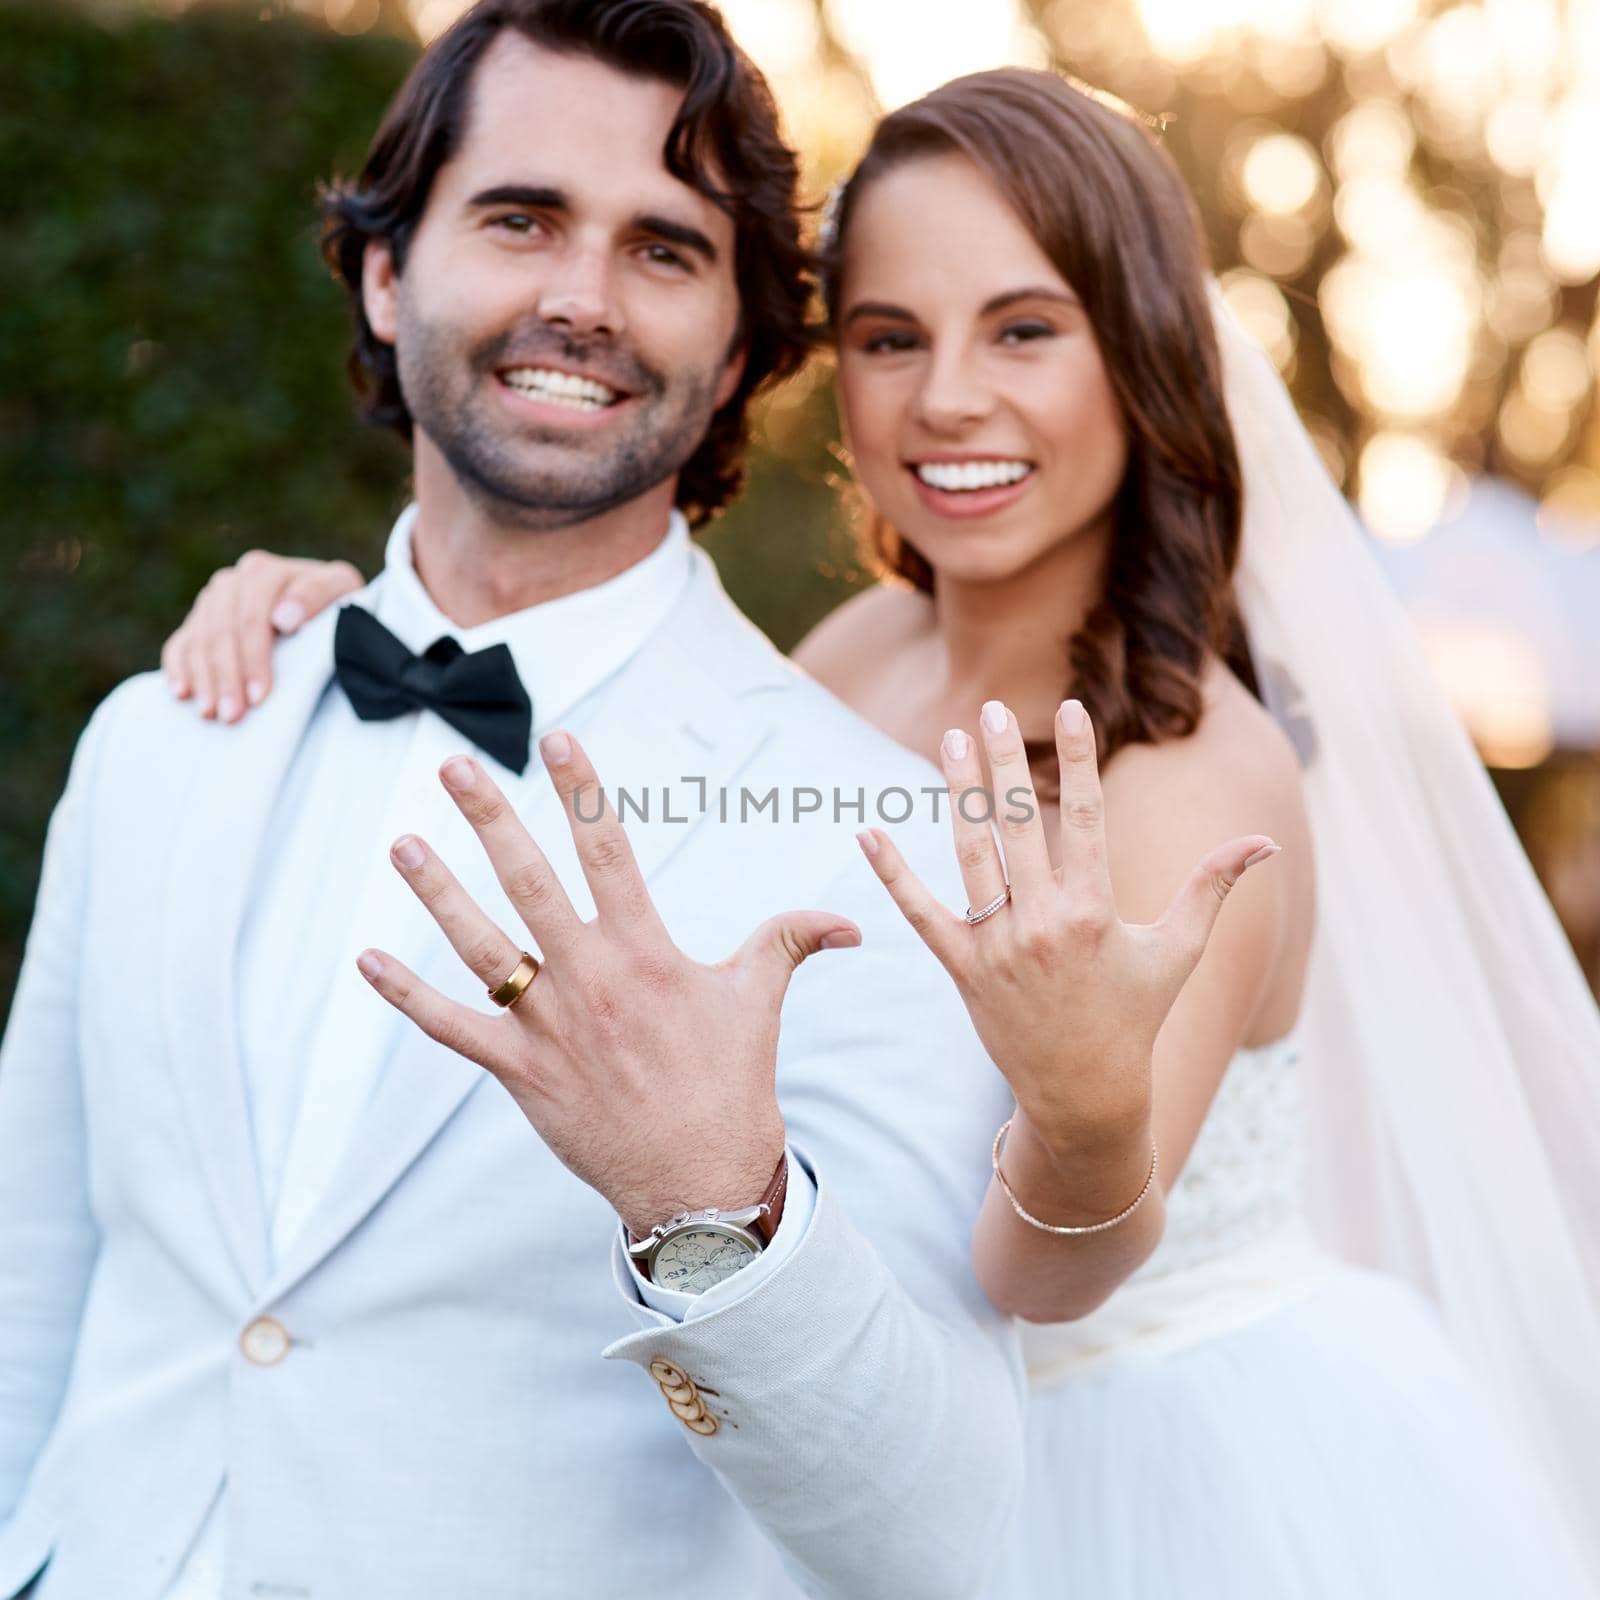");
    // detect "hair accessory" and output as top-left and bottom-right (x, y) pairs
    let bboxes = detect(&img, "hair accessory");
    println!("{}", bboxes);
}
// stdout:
(818, 179), (848, 255)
